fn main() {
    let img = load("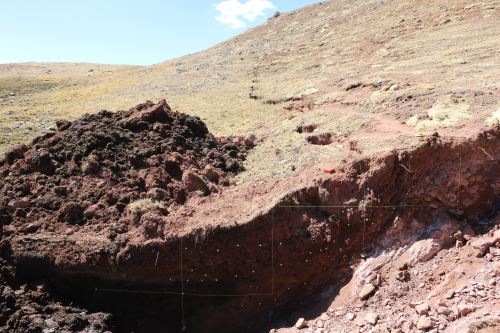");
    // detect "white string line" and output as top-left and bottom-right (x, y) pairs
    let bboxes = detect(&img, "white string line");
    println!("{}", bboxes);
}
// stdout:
(180, 237), (185, 329)
(95, 288), (274, 297)
(457, 145), (462, 211)
(271, 207), (275, 296)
